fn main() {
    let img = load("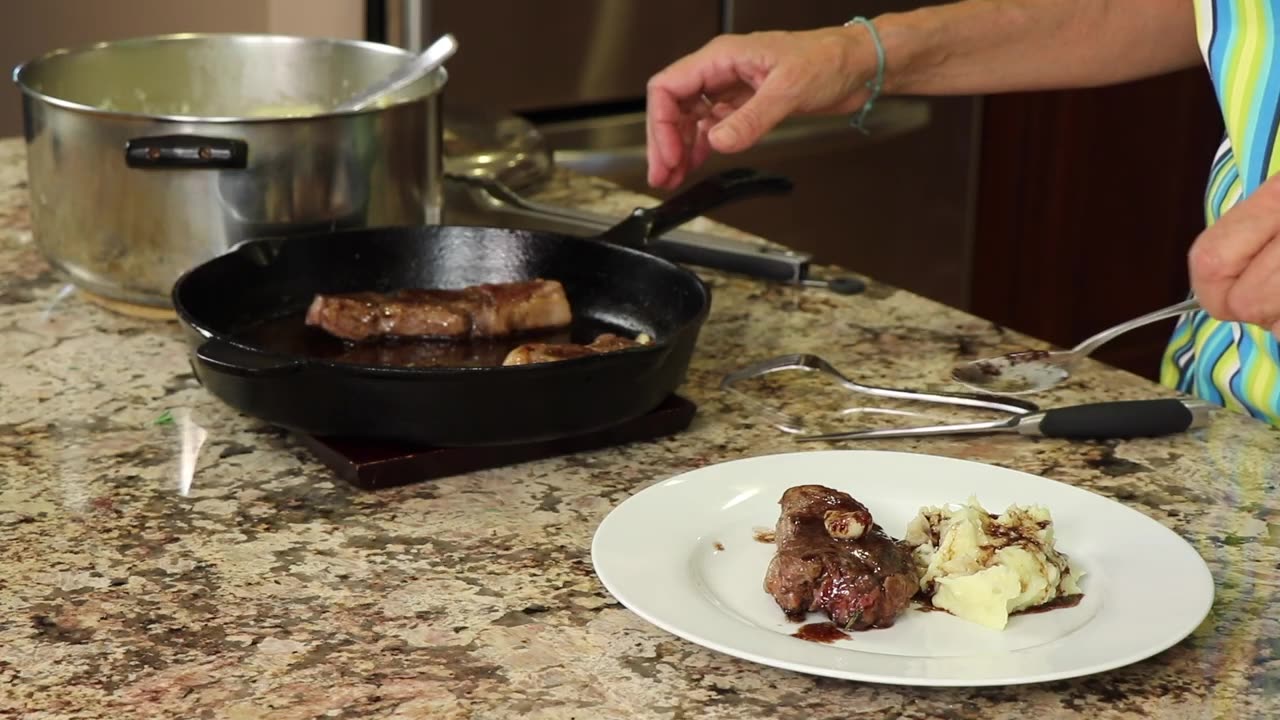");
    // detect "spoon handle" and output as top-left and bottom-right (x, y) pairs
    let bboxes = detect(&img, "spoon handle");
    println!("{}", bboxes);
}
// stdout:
(336, 33), (458, 112)
(1070, 298), (1201, 358)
